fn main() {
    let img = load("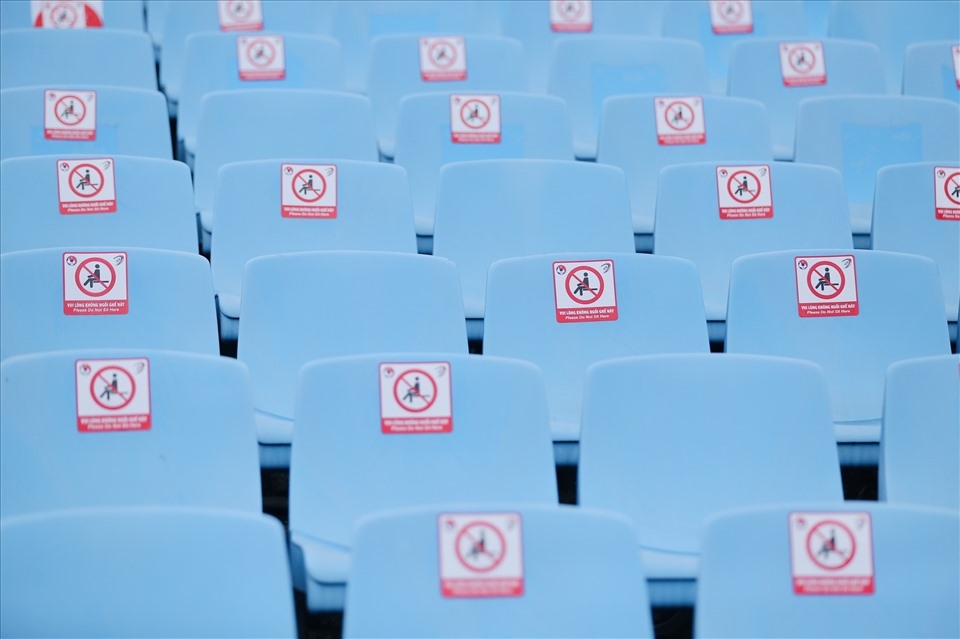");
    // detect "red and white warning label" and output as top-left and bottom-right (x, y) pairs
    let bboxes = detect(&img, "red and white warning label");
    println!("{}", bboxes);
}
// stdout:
(655, 96), (705, 146)
(550, 0), (592, 32)
(716, 165), (773, 219)
(450, 94), (501, 144)
(439, 512), (524, 598)
(57, 157), (116, 214)
(553, 260), (618, 323)
(935, 166), (960, 220)
(62, 251), (128, 315)
(953, 45), (960, 89)
(237, 35), (285, 81)
(795, 255), (859, 318)
(379, 362), (452, 434)
(419, 36), (467, 82)
(44, 89), (96, 141)
(217, 0), (263, 31)
(789, 511), (875, 595)
(709, 0), (753, 34)
(779, 41), (827, 87)
(31, 1), (104, 28)
(280, 163), (337, 218)
(75, 357), (151, 432)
